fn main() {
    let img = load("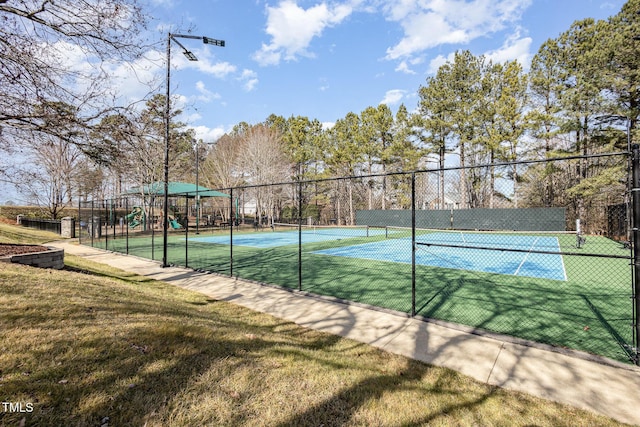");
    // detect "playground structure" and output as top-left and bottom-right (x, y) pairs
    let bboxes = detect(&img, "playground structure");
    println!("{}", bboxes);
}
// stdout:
(121, 181), (231, 232)
(126, 206), (144, 228)
(168, 216), (182, 230)
(125, 206), (184, 230)
(80, 182), (231, 241)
